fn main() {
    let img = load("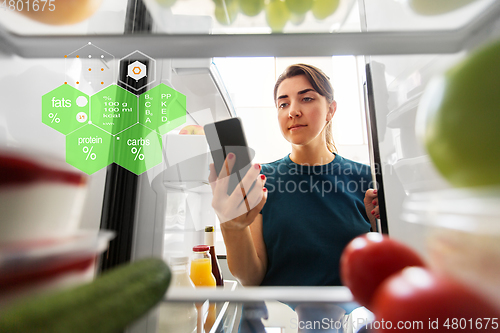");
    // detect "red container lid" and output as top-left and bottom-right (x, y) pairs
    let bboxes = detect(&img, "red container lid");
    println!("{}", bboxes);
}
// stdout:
(193, 245), (210, 252)
(0, 231), (114, 295)
(0, 153), (86, 187)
